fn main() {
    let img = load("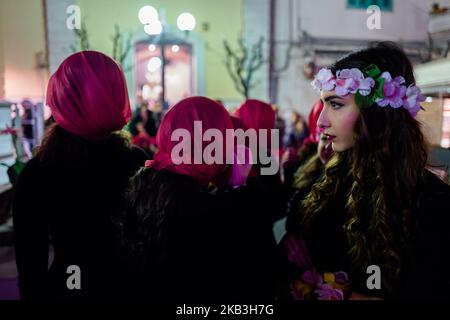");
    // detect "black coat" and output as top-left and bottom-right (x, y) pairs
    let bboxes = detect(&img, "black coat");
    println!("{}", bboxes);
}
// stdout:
(122, 168), (285, 300)
(278, 170), (450, 300)
(12, 137), (148, 299)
